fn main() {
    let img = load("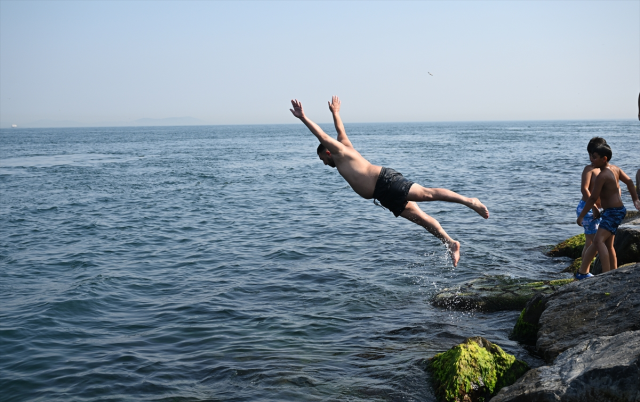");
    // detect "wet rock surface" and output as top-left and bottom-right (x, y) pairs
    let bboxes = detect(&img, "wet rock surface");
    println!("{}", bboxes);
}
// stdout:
(535, 262), (640, 363)
(431, 276), (573, 312)
(491, 330), (640, 402)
